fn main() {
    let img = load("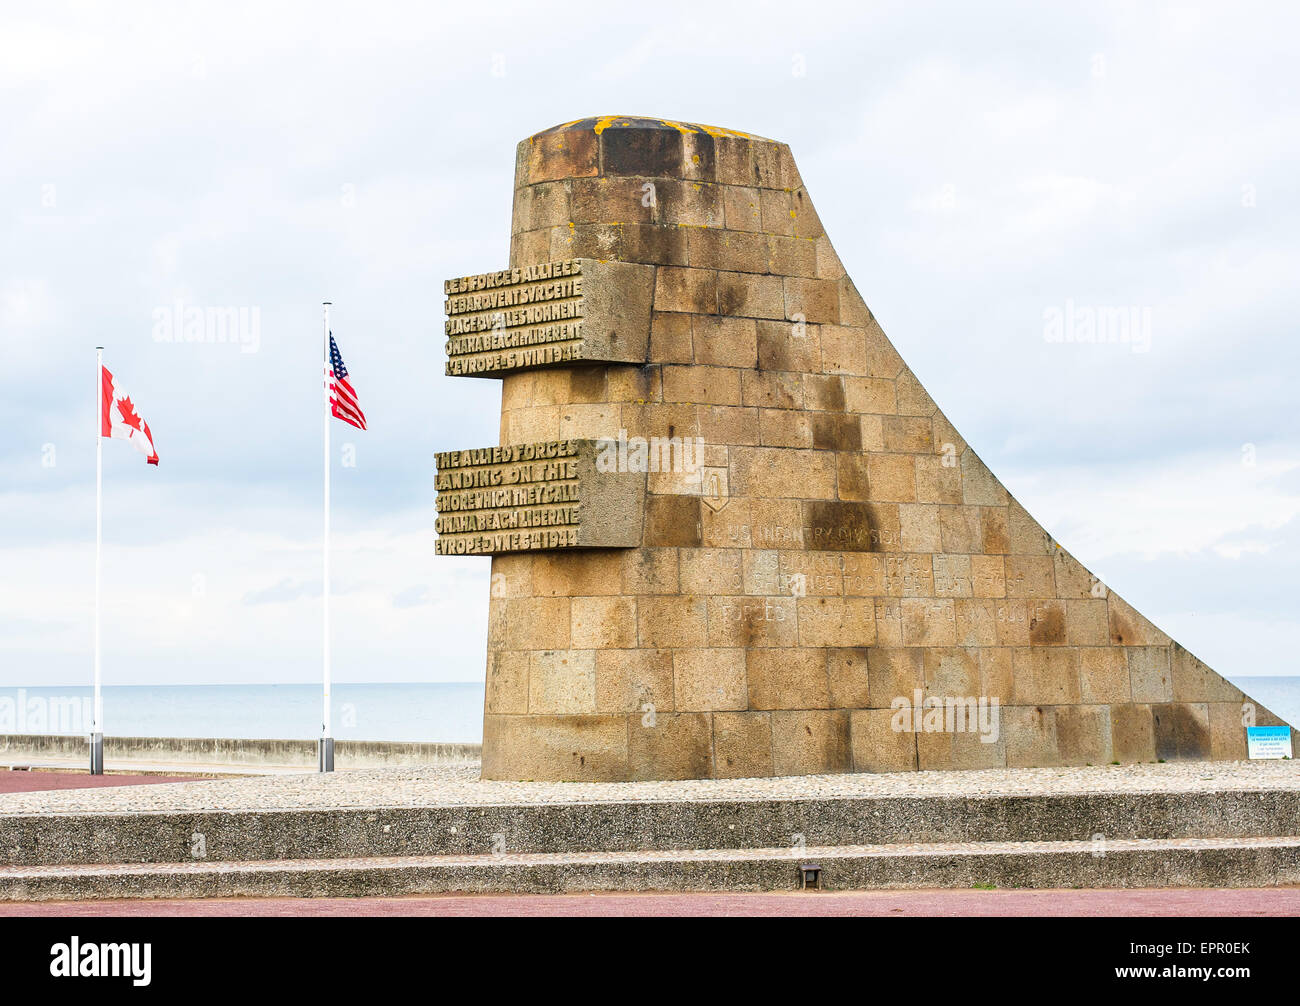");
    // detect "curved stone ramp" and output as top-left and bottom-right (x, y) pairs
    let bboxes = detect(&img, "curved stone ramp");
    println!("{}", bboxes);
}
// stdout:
(466, 116), (1298, 780)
